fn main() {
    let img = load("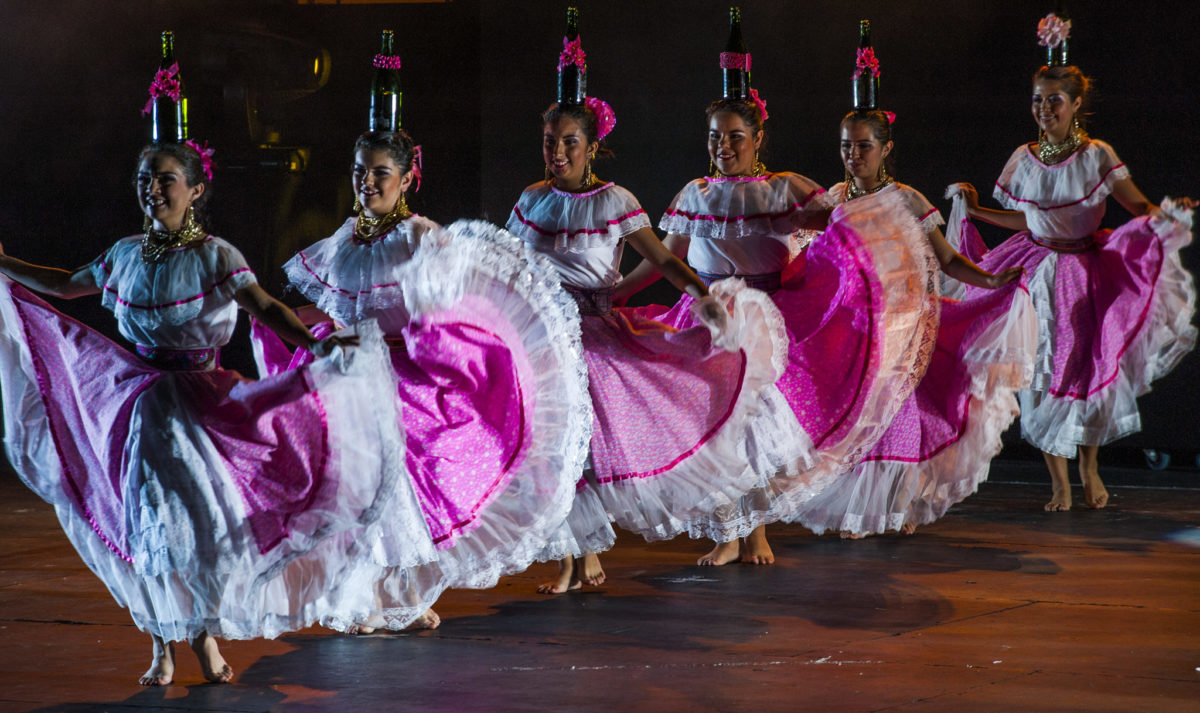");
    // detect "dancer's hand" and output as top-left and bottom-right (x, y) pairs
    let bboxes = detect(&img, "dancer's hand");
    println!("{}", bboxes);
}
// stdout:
(308, 333), (360, 358)
(950, 183), (981, 212)
(691, 294), (729, 345)
(987, 266), (1025, 288)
